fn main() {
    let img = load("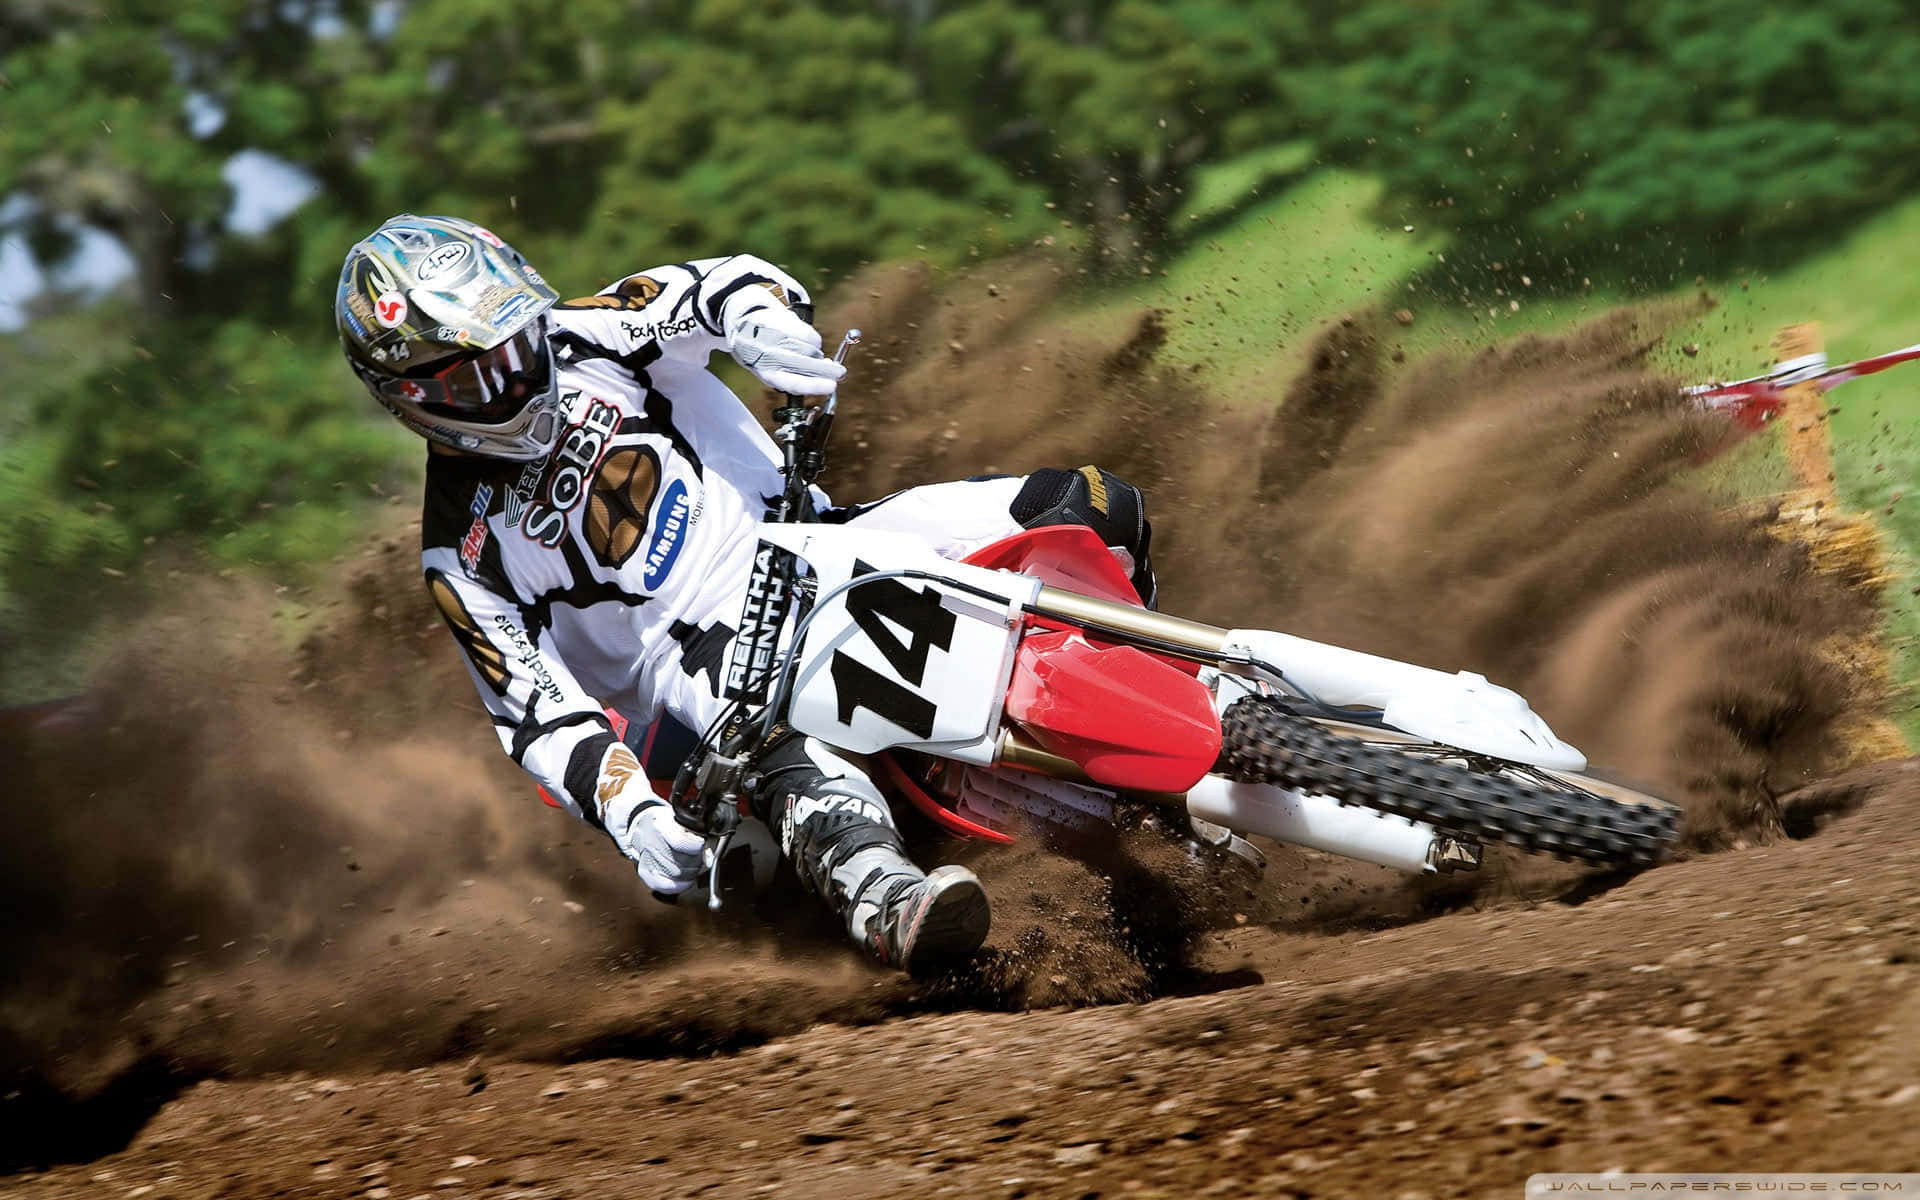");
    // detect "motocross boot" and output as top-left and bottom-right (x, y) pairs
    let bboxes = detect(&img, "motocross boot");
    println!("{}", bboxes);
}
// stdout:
(856, 862), (992, 975)
(762, 736), (991, 974)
